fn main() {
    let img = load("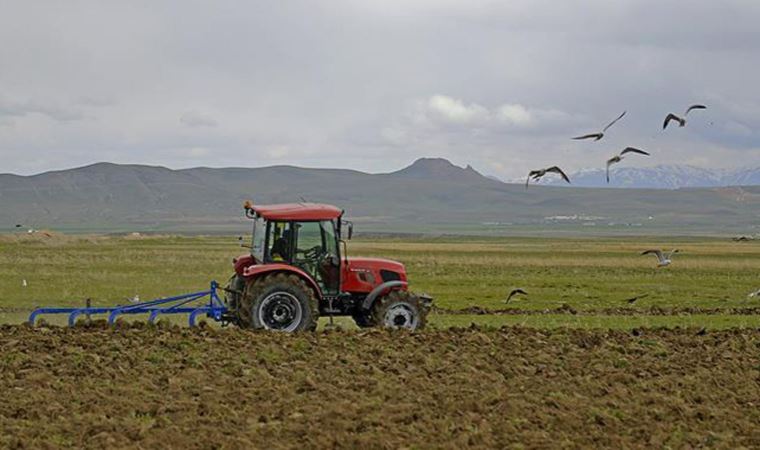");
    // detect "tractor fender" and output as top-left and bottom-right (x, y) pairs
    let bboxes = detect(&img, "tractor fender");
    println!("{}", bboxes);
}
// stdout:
(361, 280), (408, 311)
(242, 264), (323, 299)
